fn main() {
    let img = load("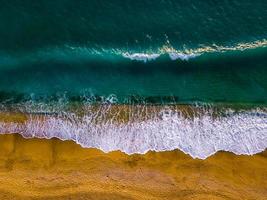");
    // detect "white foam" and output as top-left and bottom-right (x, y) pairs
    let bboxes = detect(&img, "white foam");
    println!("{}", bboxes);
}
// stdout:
(122, 52), (160, 62)
(0, 108), (266, 159)
(168, 52), (200, 61)
(122, 52), (200, 62)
